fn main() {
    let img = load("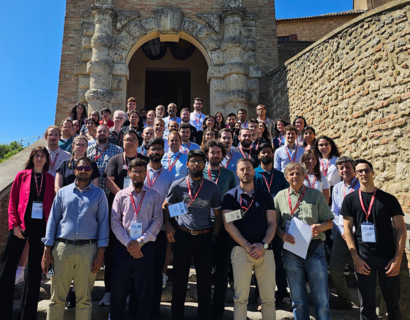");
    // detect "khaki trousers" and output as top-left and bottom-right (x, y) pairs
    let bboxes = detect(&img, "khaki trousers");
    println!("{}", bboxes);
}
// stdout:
(231, 246), (276, 320)
(47, 241), (98, 320)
